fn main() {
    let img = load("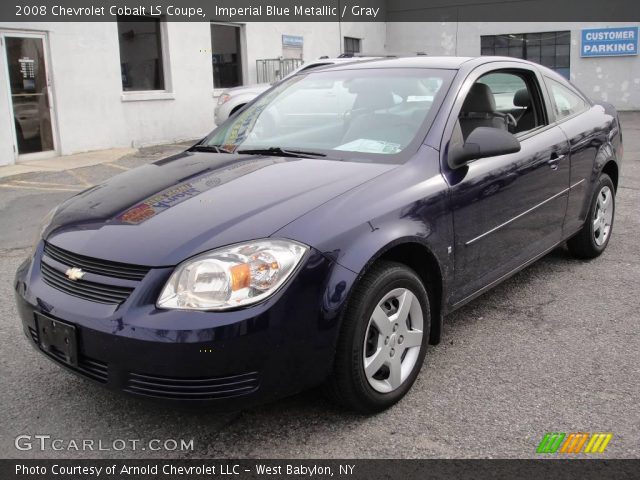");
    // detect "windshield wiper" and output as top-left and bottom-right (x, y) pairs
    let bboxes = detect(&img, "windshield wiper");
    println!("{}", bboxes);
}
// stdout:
(237, 147), (326, 158)
(190, 144), (234, 154)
